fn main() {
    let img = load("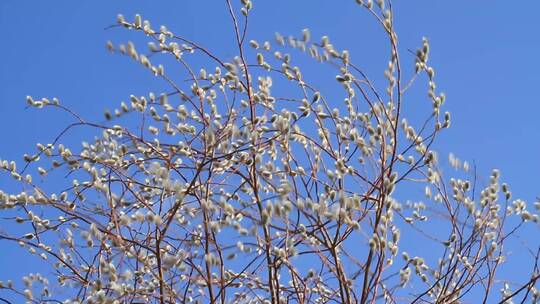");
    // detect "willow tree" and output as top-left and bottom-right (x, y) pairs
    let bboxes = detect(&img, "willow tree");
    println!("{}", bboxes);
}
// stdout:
(1, 1), (538, 303)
